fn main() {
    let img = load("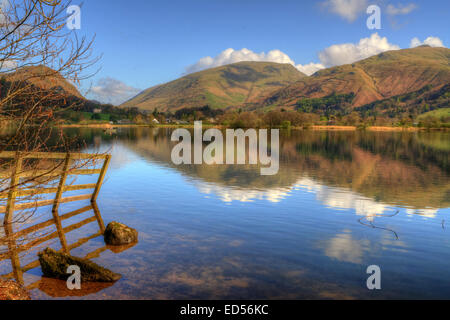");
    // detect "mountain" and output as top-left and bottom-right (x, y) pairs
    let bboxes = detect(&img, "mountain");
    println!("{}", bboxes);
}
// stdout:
(122, 46), (450, 115)
(121, 61), (306, 112)
(4, 65), (83, 99)
(260, 46), (450, 110)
